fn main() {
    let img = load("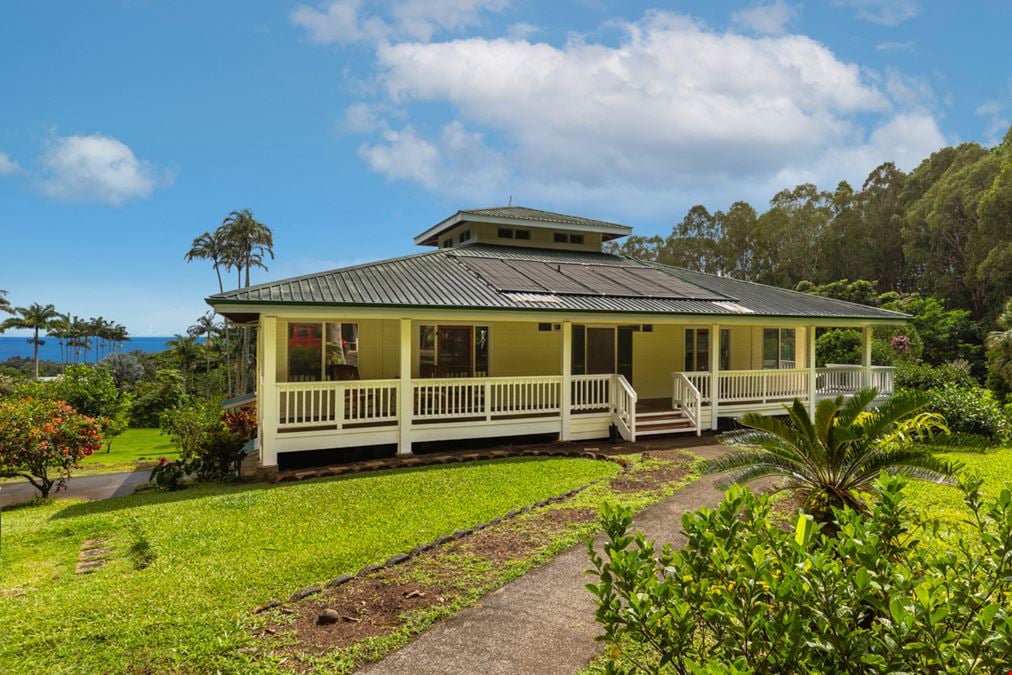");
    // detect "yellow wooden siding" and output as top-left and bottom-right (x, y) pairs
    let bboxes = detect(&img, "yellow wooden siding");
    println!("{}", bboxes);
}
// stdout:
(632, 325), (681, 398)
(489, 322), (562, 376)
